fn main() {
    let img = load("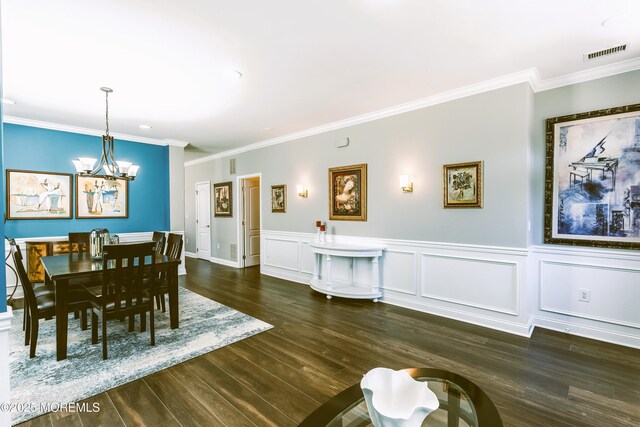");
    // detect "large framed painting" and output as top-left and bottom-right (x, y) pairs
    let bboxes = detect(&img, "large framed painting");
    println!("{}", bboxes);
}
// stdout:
(545, 103), (640, 249)
(76, 175), (129, 218)
(443, 161), (483, 208)
(6, 169), (72, 219)
(329, 163), (367, 221)
(271, 184), (286, 213)
(214, 181), (232, 217)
